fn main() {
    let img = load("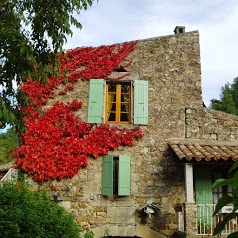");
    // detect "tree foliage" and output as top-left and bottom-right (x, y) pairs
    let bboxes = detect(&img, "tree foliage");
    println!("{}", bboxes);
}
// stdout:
(210, 77), (238, 115)
(0, 181), (81, 238)
(0, 0), (95, 131)
(0, 128), (18, 165)
(212, 162), (238, 238)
